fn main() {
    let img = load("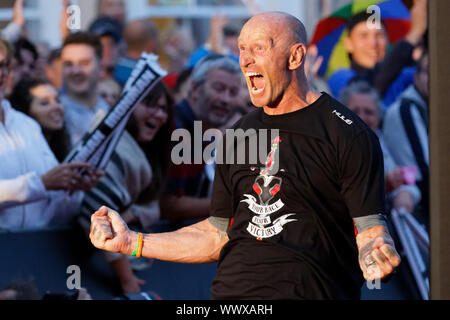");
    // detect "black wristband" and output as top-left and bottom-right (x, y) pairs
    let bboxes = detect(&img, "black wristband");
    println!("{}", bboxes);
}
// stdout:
(353, 214), (388, 234)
